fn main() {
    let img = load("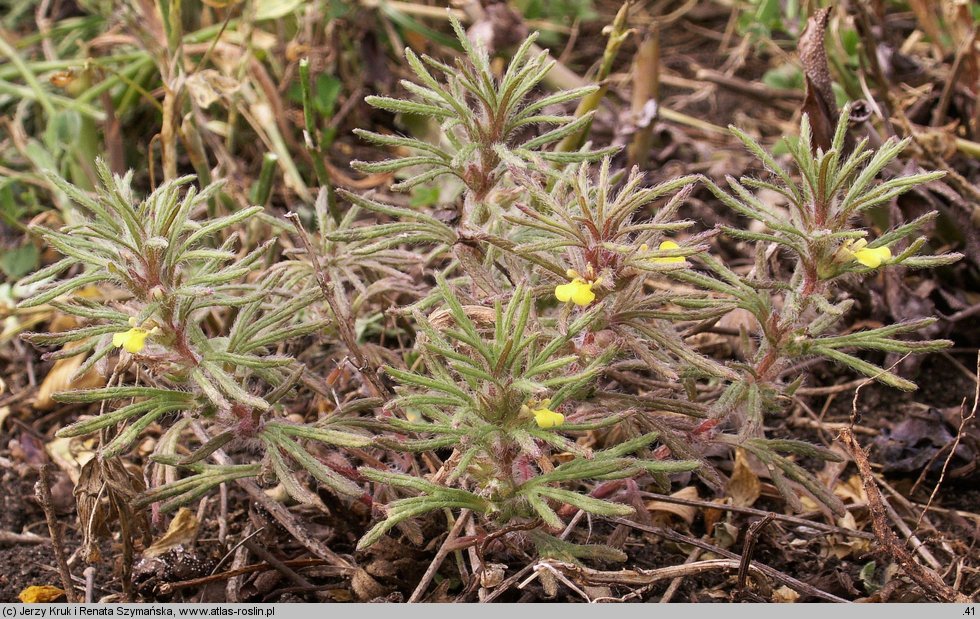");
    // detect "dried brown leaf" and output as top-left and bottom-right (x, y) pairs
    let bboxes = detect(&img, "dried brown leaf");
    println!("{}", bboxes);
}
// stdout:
(829, 511), (872, 559)
(186, 70), (240, 109)
(74, 458), (108, 563)
(45, 436), (96, 484)
(74, 457), (151, 564)
(18, 585), (66, 603)
(834, 474), (869, 504)
(144, 507), (200, 558)
(34, 348), (105, 410)
(798, 7), (838, 151)
(772, 585), (800, 602)
(728, 447), (761, 508)
(646, 485), (699, 525)
(352, 568), (387, 600)
(702, 497), (728, 532)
